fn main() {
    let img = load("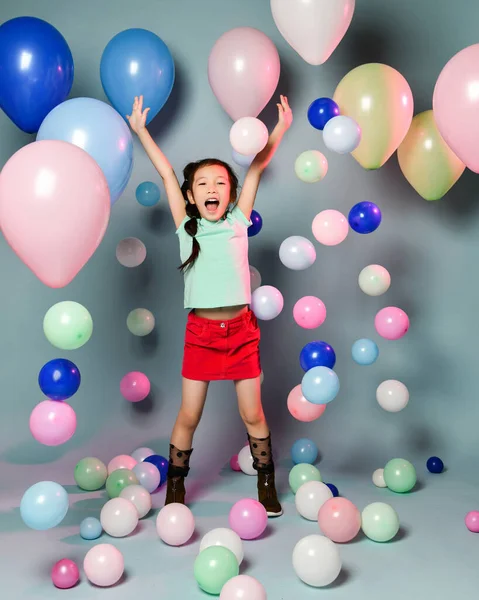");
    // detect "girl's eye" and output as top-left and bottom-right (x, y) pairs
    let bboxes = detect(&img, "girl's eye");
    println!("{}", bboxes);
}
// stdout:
(218, 182), (225, 185)
(198, 182), (206, 185)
